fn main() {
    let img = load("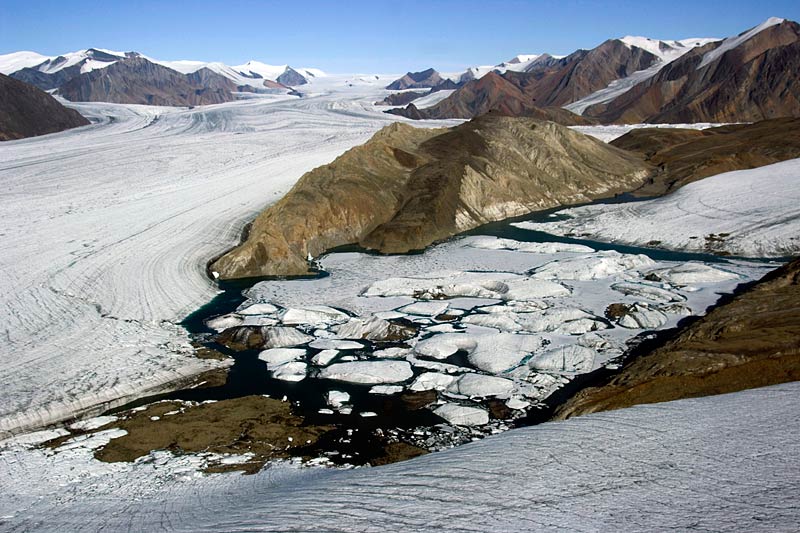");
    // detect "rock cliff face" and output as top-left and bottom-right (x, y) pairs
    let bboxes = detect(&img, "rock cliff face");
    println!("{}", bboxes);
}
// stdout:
(612, 118), (800, 195)
(57, 57), (237, 106)
(389, 40), (659, 121)
(554, 258), (800, 420)
(585, 19), (800, 123)
(210, 115), (651, 279)
(0, 73), (89, 141)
